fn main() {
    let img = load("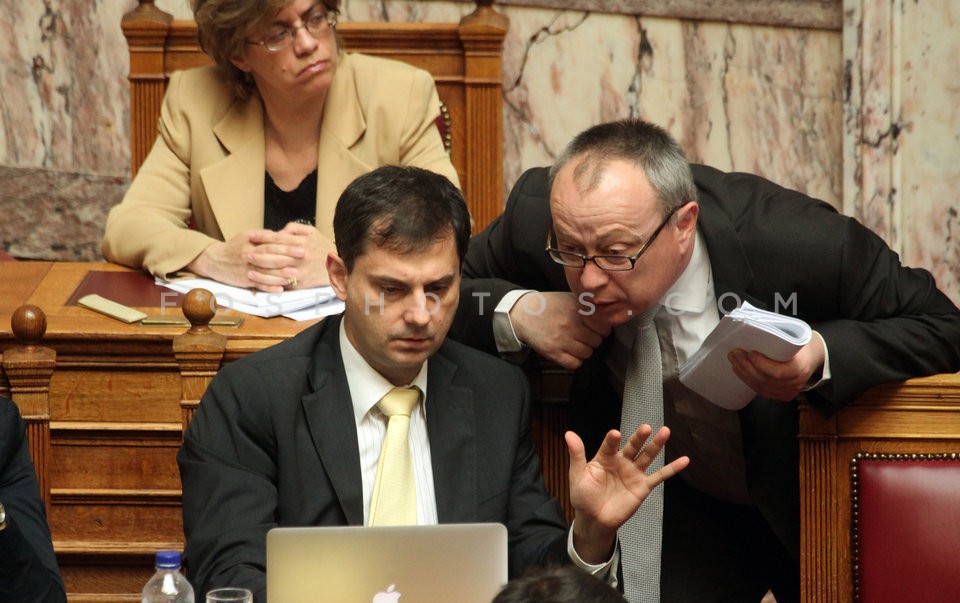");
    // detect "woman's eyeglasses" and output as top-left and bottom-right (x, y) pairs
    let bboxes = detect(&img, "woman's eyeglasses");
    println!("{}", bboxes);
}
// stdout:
(247, 8), (338, 52)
